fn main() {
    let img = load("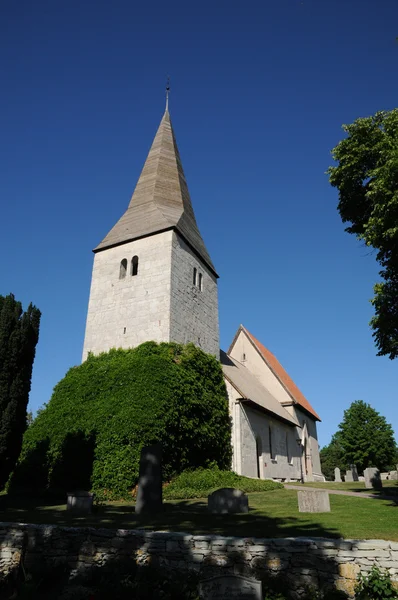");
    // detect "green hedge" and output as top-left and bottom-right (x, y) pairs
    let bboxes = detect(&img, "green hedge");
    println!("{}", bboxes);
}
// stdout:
(9, 343), (232, 500)
(163, 467), (283, 499)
